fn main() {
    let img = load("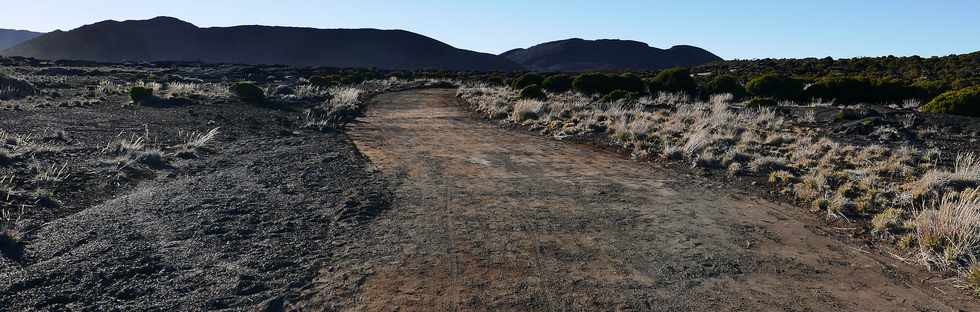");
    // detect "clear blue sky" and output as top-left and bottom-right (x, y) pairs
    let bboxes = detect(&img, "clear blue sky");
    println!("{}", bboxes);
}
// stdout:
(2, 0), (978, 59)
